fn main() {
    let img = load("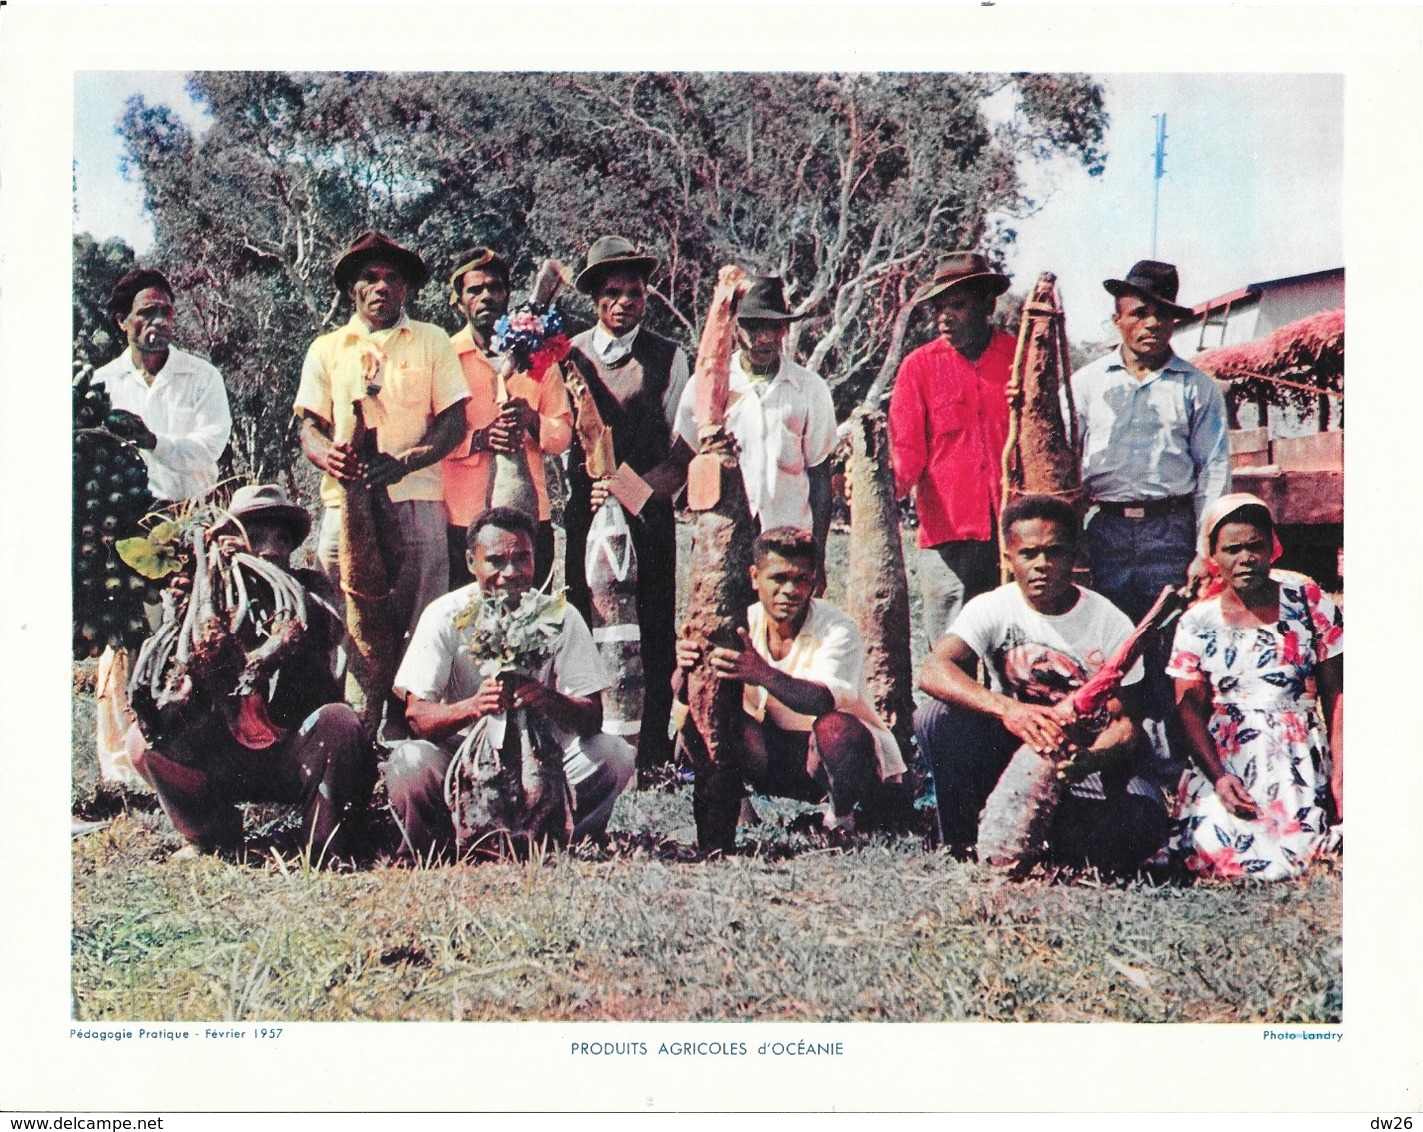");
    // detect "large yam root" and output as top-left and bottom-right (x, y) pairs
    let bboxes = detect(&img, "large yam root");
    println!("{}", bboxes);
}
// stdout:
(845, 410), (919, 829)
(975, 745), (1066, 875)
(1002, 272), (1083, 515)
(339, 403), (405, 738)
(682, 265), (754, 854)
(683, 443), (757, 854)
